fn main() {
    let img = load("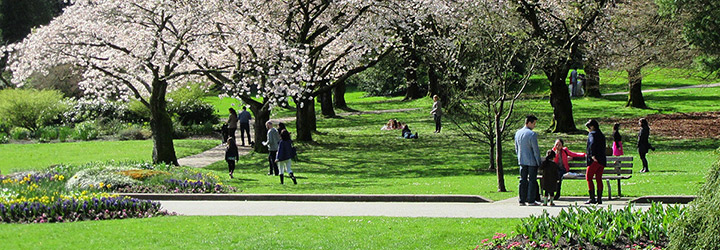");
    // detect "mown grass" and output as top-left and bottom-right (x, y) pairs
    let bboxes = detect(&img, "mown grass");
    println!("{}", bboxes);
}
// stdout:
(0, 216), (519, 249)
(200, 85), (720, 201)
(0, 139), (218, 174)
